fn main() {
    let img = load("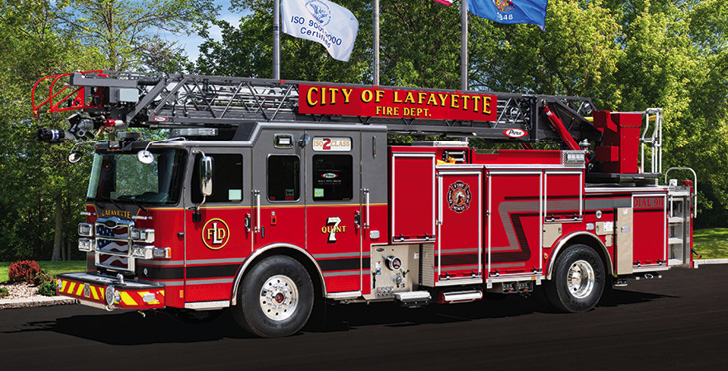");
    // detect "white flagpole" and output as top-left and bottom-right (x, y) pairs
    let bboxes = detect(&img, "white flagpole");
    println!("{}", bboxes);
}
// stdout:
(461, 0), (468, 91)
(273, 0), (281, 80)
(373, 0), (380, 85)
